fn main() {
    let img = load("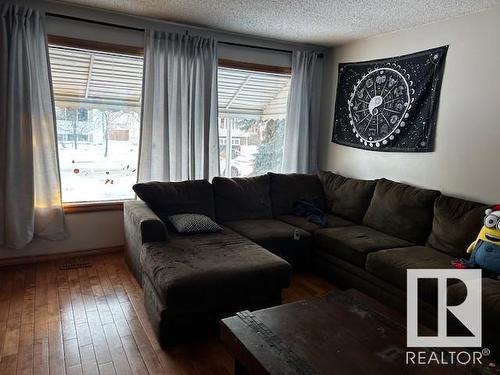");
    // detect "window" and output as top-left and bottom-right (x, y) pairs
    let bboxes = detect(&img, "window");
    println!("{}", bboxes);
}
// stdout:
(78, 108), (89, 122)
(217, 66), (291, 177)
(48, 41), (143, 203)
